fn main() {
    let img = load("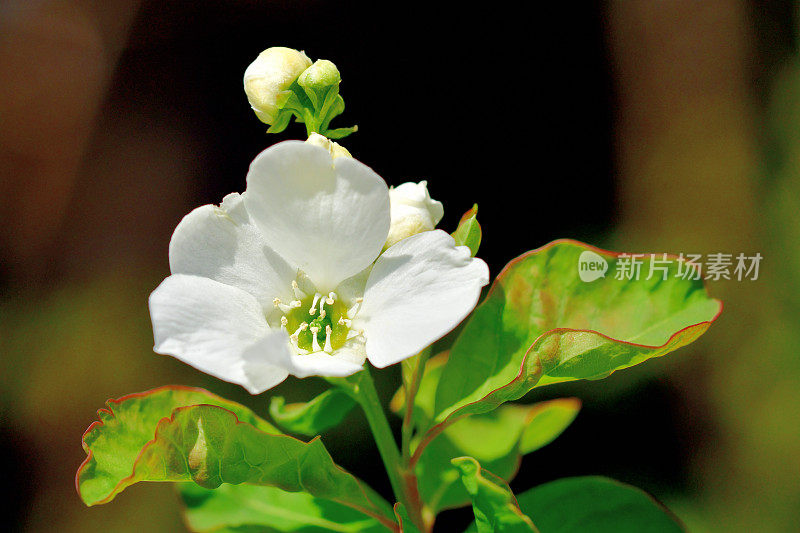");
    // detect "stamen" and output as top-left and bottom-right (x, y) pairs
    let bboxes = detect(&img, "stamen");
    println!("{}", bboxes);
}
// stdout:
(274, 297), (301, 314)
(308, 293), (322, 315)
(280, 316), (288, 332)
(323, 325), (333, 353)
(291, 280), (306, 299)
(310, 326), (322, 352)
(319, 308), (327, 319)
(290, 322), (308, 342)
(338, 317), (352, 327)
(326, 292), (336, 305)
(347, 297), (364, 319)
